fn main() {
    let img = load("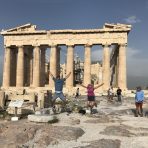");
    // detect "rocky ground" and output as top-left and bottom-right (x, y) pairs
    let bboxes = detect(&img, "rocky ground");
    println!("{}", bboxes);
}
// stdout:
(1, 96), (148, 148)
